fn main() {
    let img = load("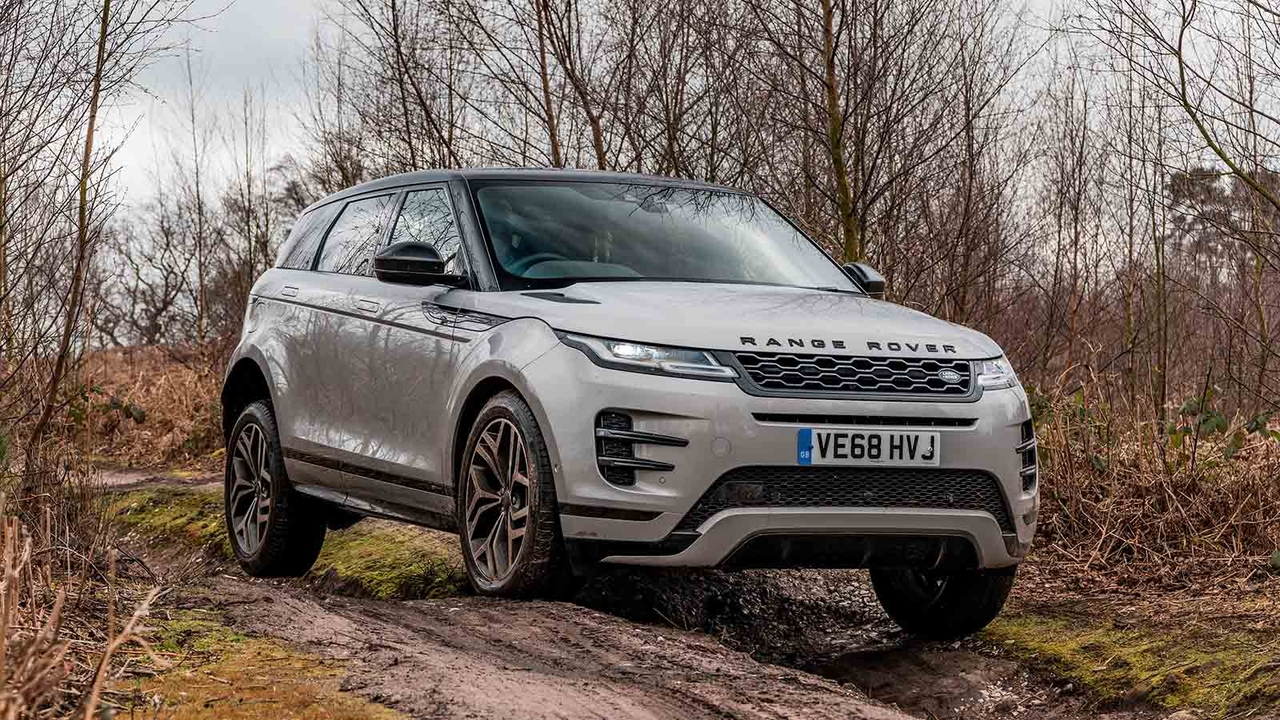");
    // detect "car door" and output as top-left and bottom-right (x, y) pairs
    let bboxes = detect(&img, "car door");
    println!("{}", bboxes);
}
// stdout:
(336, 184), (471, 530)
(286, 191), (398, 482)
(259, 201), (350, 504)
